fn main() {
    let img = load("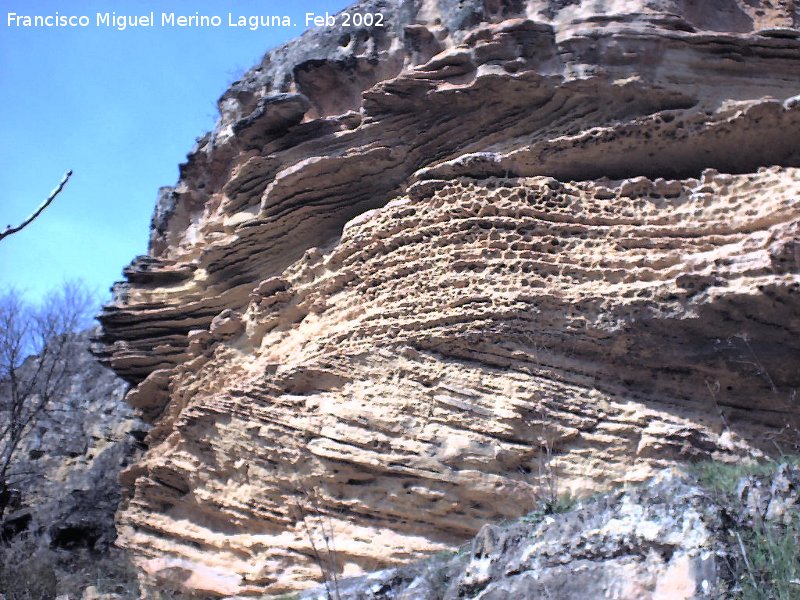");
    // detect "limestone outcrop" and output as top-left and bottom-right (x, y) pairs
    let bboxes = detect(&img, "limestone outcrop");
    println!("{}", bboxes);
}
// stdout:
(1, 332), (138, 550)
(93, 0), (800, 595)
(295, 464), (800, 599)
